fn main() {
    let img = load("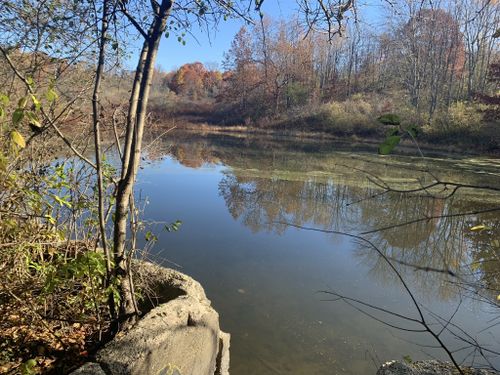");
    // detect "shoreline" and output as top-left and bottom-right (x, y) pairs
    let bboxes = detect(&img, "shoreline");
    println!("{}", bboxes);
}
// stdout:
(157, 123), (500, 159)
